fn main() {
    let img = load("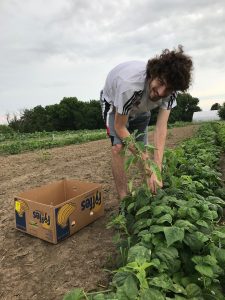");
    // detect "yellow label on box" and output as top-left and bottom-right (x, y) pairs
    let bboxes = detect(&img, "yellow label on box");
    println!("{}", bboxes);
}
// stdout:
(15, 201), (21, 212)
